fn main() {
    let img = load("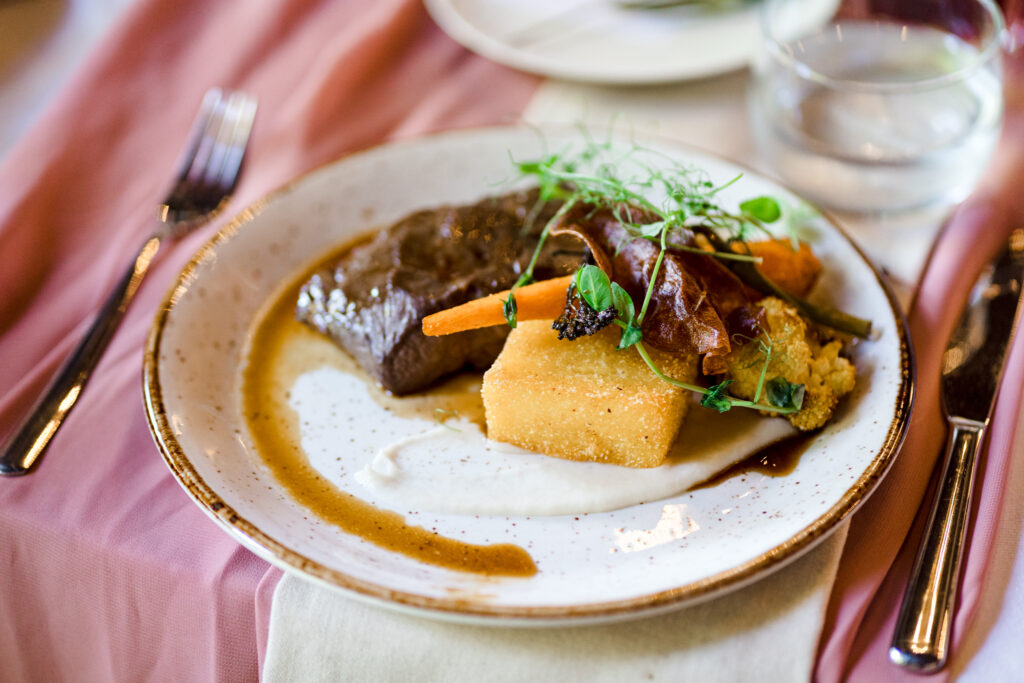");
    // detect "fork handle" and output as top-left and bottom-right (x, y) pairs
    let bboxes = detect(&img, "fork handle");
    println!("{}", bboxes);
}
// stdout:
(889, 417), (986, 672)
(0, 235), (163, 476)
